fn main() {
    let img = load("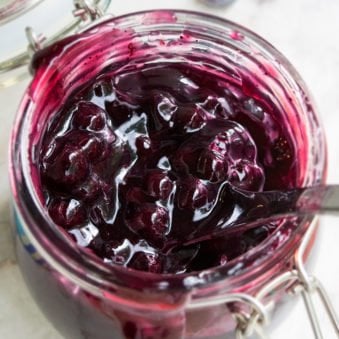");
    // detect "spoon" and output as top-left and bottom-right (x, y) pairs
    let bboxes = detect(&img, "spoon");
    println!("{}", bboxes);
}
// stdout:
(180, 184), (339, 247)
